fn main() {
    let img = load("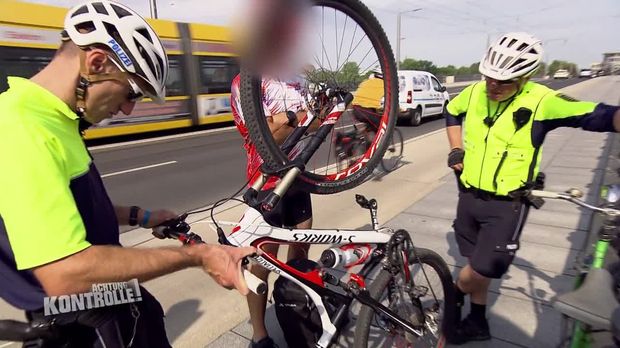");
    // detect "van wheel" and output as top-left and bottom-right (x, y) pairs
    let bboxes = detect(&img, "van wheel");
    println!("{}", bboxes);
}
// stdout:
(410, 107), (422, 126)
